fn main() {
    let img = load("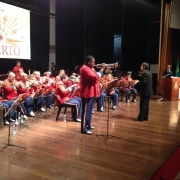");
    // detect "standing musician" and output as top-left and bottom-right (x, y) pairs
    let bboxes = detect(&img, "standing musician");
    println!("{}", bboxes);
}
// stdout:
(80, 55), (105, 135)
(13, 61), (24, 78)
(56, 74), (82, 122)
(121, 72), (137, 103)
